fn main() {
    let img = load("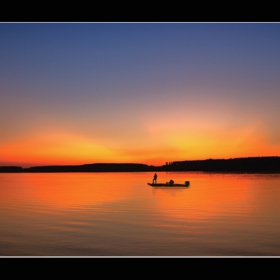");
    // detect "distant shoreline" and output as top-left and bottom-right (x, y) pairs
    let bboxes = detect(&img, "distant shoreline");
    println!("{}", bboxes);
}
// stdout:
(1, 156), (280, 173)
